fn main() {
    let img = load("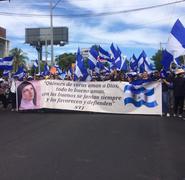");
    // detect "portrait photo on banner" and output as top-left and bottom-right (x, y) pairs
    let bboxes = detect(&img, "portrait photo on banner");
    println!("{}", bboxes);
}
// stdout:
(16, 81), (41, 110)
